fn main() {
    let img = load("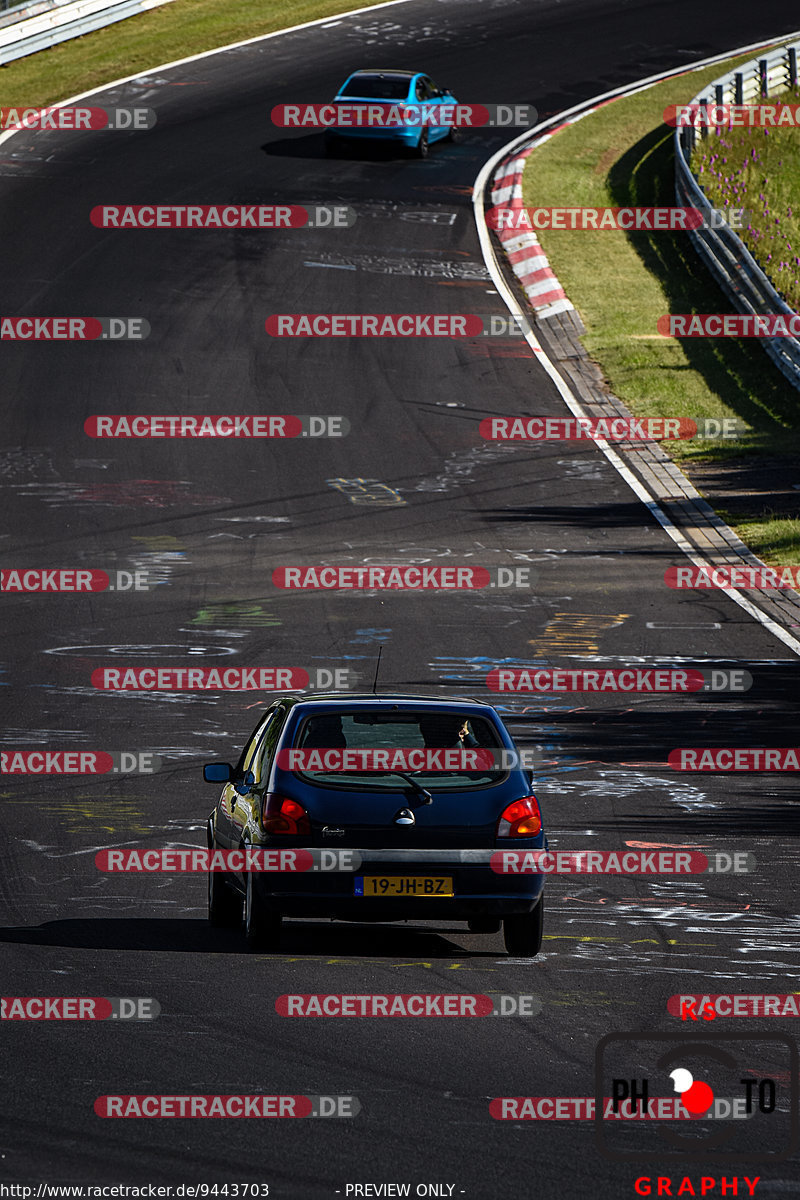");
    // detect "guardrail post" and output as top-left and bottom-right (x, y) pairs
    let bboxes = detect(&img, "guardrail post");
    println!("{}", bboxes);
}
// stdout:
(789, 47), (798, 89)
(682, 124), (694, 159)
(734, 72), (744, 105)
(699, 96), (709, 139)
(759, 58), (769, 97)
(714, 84), (725, 135)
